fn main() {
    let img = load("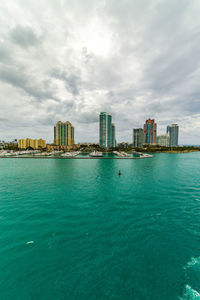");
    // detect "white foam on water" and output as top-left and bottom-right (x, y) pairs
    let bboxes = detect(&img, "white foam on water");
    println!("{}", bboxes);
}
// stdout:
(181, 285), (200, 299)
(186, 257), (200, 268)
(180, 257), (200, 299)
(26, 241), (34, 244)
